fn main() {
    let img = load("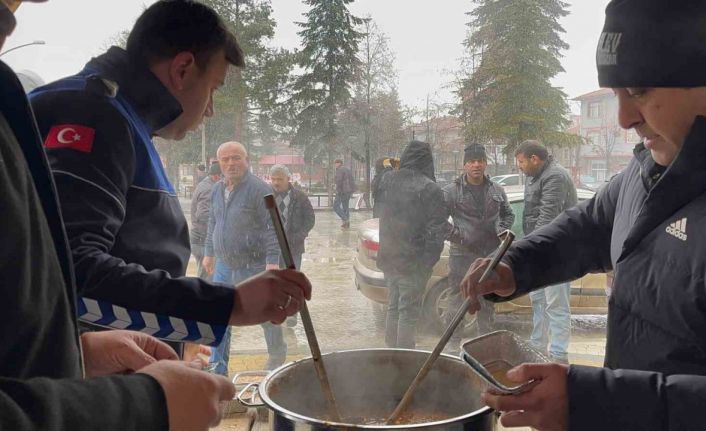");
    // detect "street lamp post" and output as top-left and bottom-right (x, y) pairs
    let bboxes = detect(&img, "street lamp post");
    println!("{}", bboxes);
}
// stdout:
(0, 40), (45, 57)
(453, 150), (460, 175)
